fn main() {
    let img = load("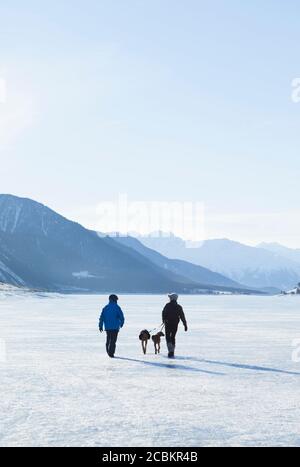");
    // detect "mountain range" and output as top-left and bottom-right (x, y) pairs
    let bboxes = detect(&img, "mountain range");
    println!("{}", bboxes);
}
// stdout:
(135, 234), (300, 291)
(258, 242), (300, 264)
(0, 194), (255, 294)
(2, 194), (297, 293)
(105, 234), (244, 289)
